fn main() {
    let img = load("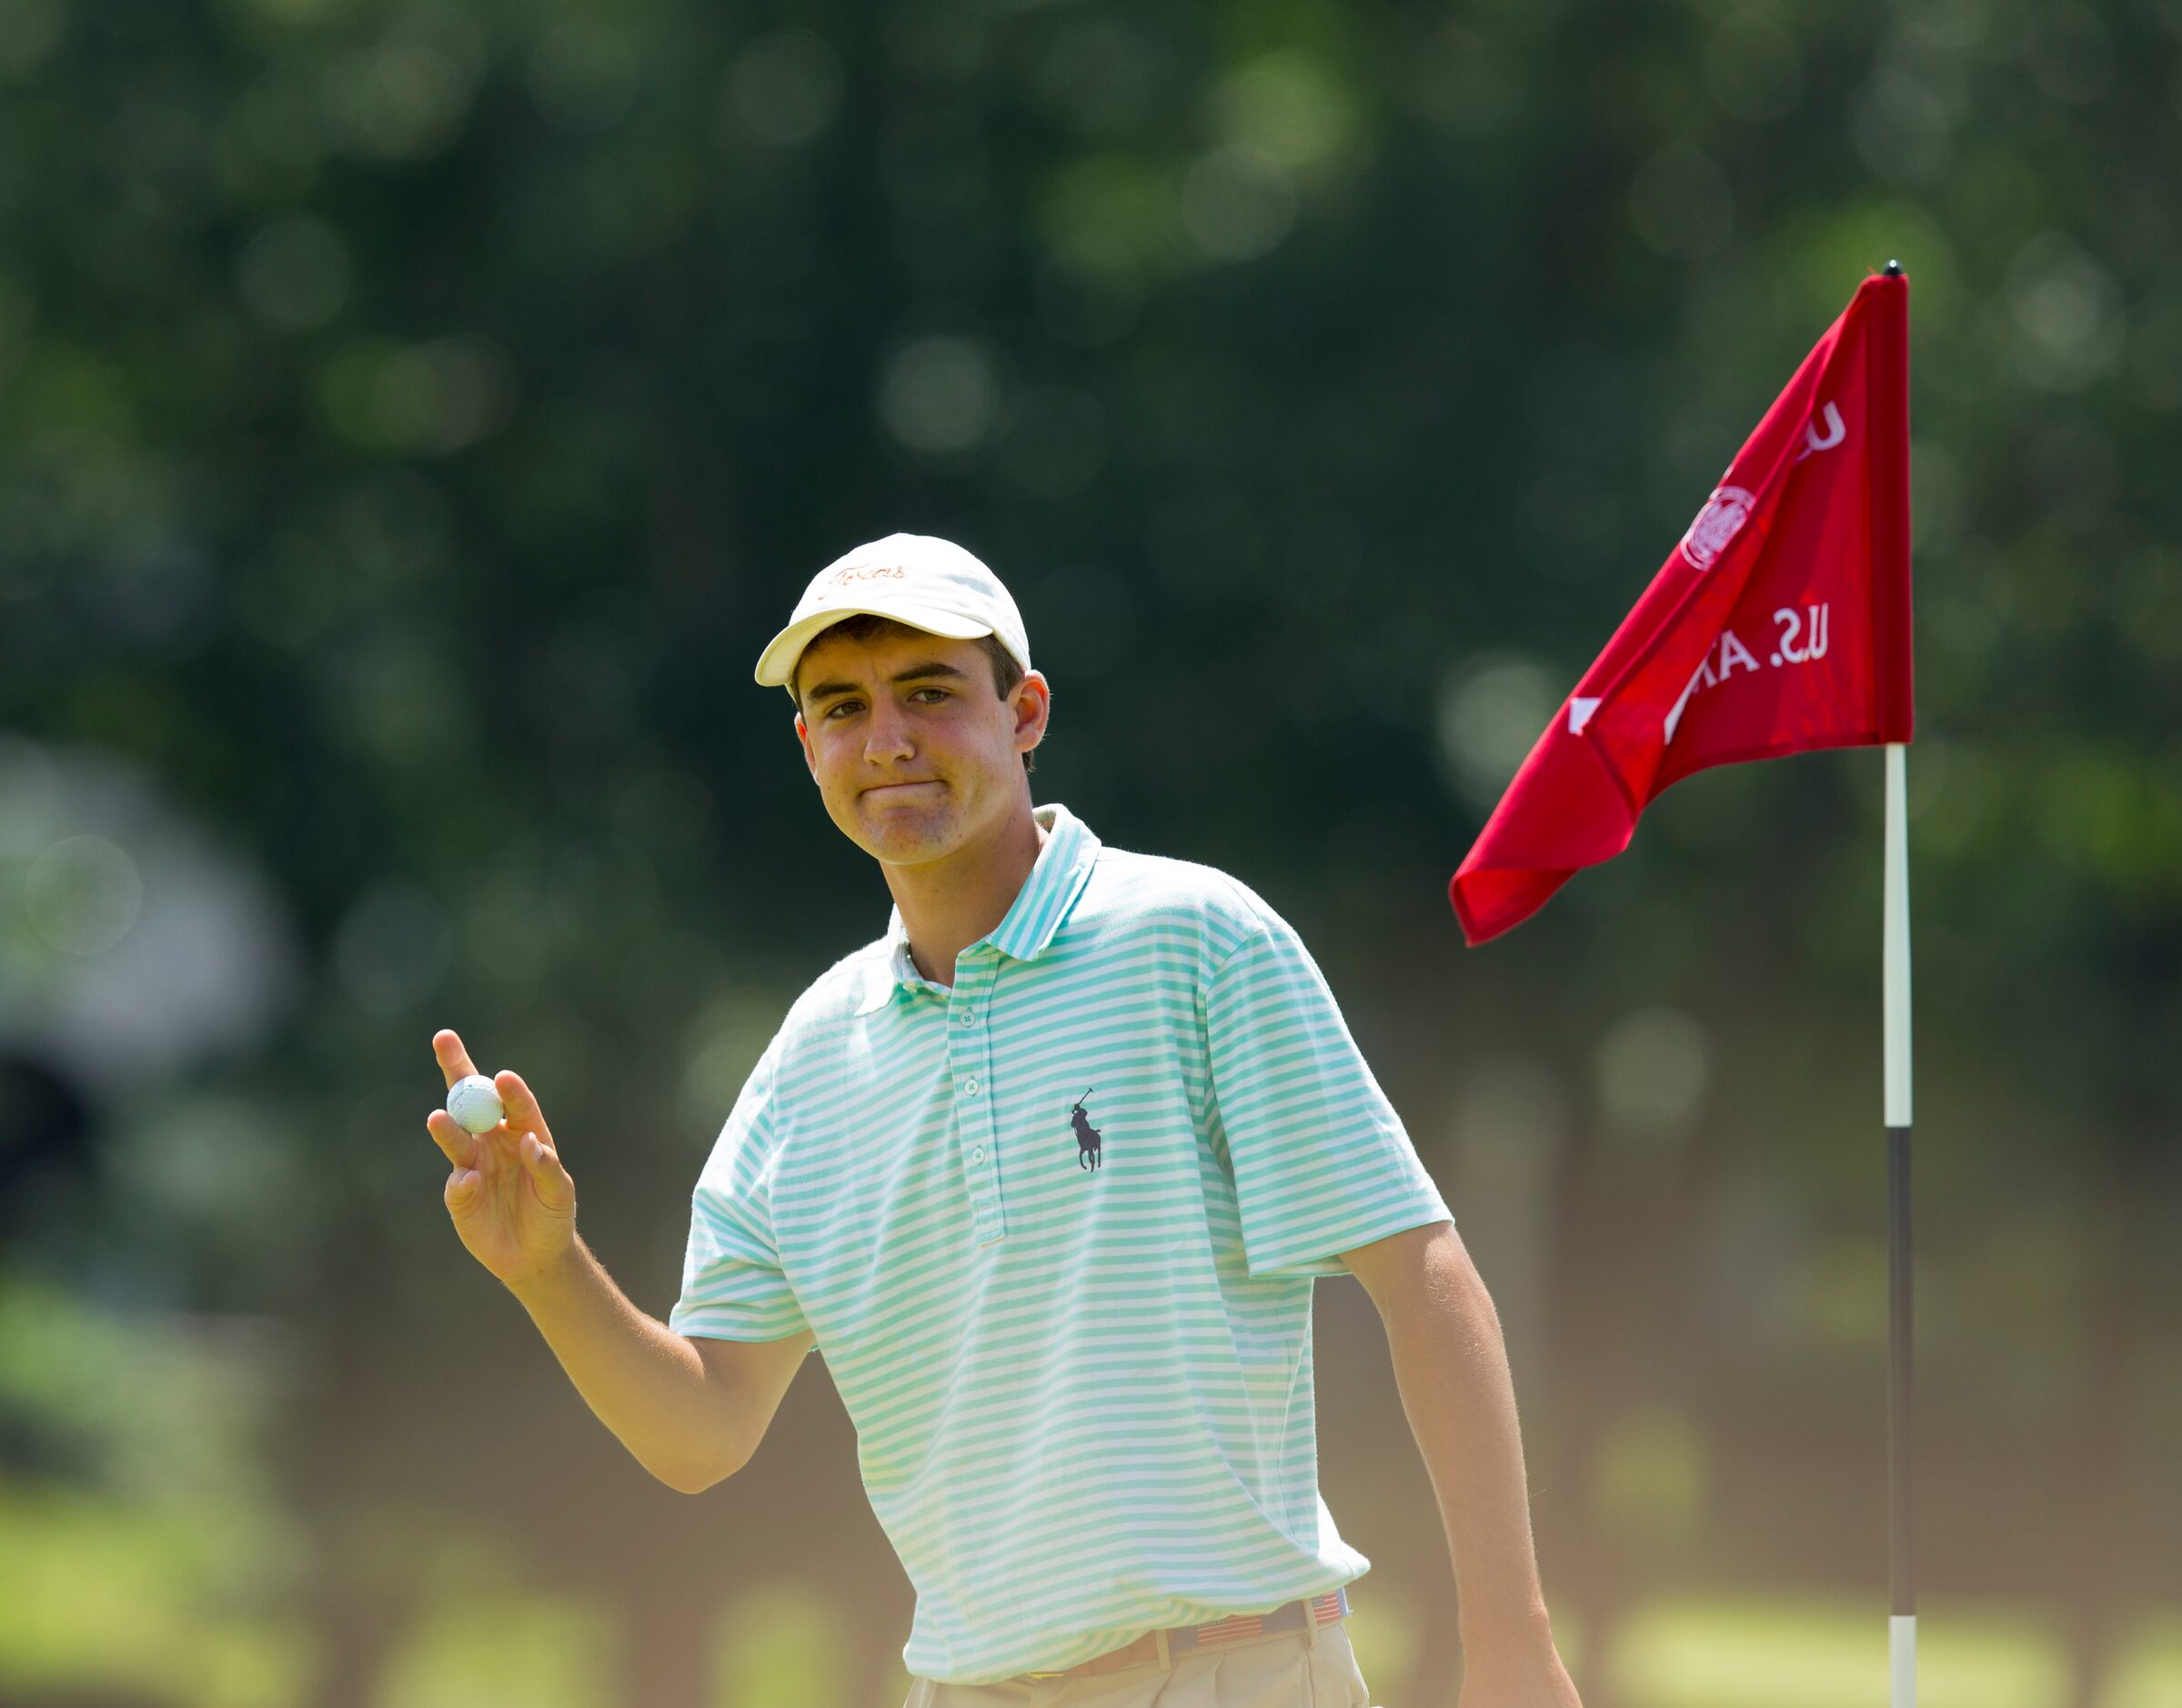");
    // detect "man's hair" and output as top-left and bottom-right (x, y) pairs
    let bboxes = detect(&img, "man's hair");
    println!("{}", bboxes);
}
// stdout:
(793, 613), (1035, 773)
